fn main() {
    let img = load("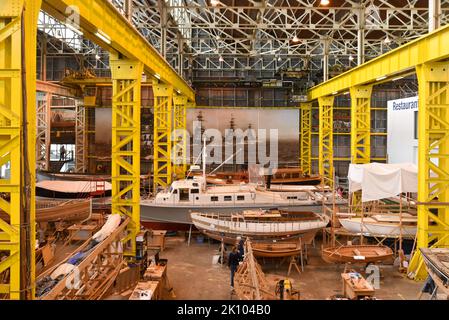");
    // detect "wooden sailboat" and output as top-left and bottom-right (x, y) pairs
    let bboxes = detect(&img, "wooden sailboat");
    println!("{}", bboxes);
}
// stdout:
(191, 209), (329, 244)
(321, 245), (394, 264)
